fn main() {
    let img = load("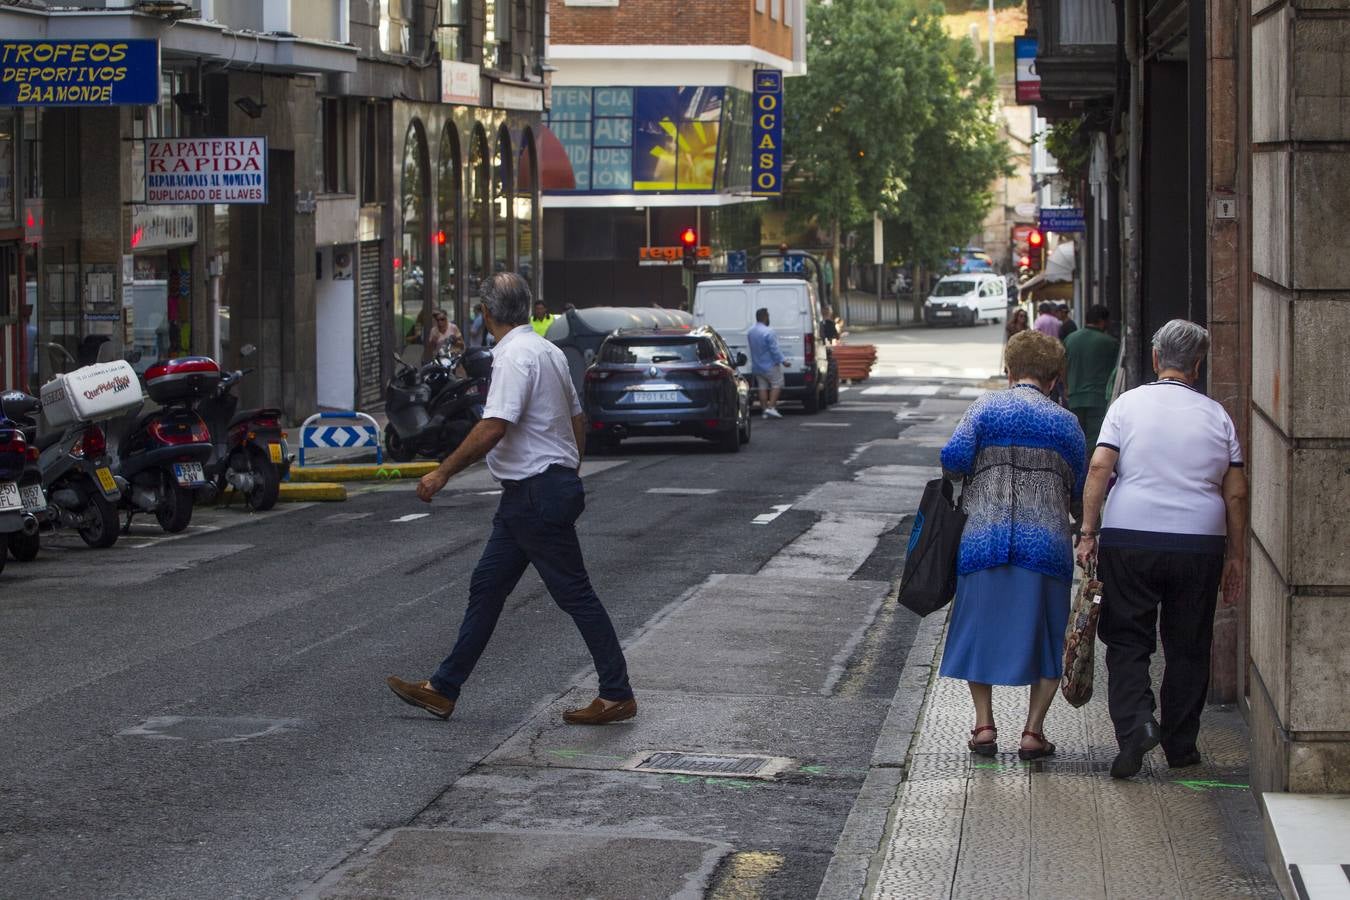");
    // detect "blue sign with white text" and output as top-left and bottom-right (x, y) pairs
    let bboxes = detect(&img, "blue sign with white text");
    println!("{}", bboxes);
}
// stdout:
(0, 39), (160, 106)
(1039, 206), (1086, 233)
(751, 69), (783, 197)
